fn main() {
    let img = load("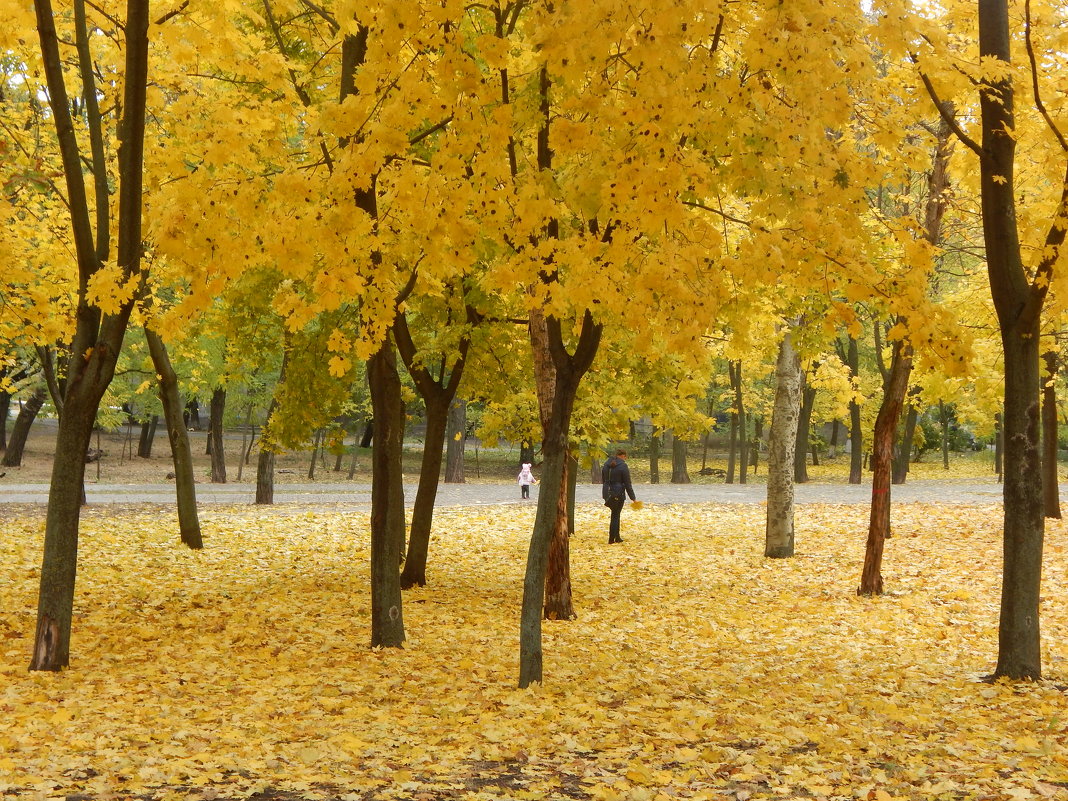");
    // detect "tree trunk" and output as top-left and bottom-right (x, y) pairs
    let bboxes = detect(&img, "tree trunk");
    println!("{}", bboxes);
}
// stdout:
(1042, 349), (1060, 519)
(671, 436), (690, 483)
(845, 335), (864, 484)
(649, 433), (660, 484)
(977, 0), (1059, 680)
(0, 388), (10, 451)
(444, 398), (466, 483)
(732, 360), (748, 483)
(765, 331), (802, 558)
(2, 384), (47, 468)
(859, 338), (913, 596)
(519, 303), (601, 688)
(793, 378), (814, 483)
(726, 411), (738, 484)
(367, 343), (405, 648)
(400, 395), (450, 589)
(544, 450), (575, 620)
(939, 400), (951, 470)
(995, 411), (1004, 481)
(255, 449), (275, 504)
(29, 0), (150, 670)
(750, 417), (761, 474)
(137, 415), (157, 458)
(209, 387), (227, 483)
(892, 400), (918, 484)
(308, 429), (322, 479)
(145, 328), (202, 549)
